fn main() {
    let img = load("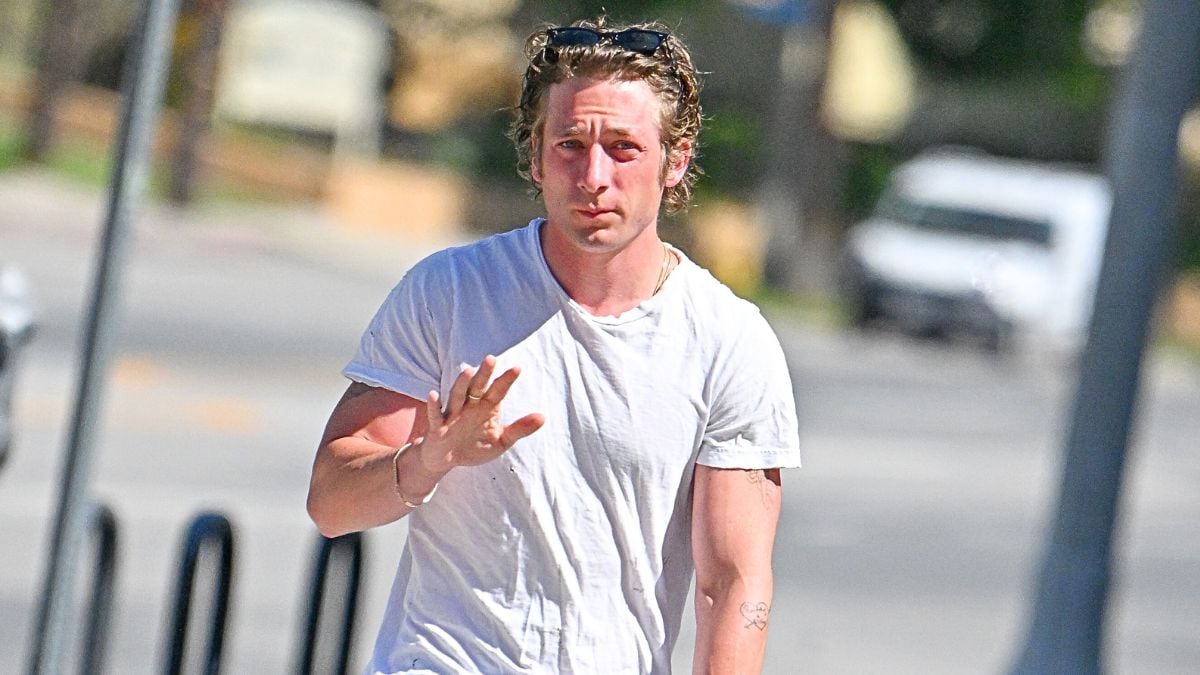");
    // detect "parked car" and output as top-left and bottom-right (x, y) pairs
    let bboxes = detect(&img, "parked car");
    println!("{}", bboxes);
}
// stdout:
(0, 265), (35, 471)
(841, 148), (1112, 353)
